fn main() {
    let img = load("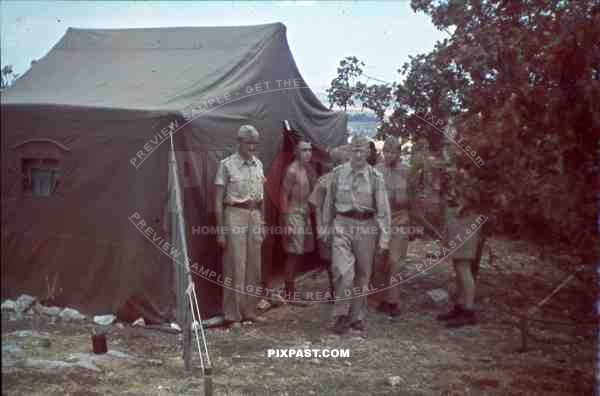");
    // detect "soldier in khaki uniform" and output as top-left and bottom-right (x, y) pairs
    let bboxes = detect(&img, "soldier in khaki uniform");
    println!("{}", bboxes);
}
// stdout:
(437, 167), (484, 328)
(308, 146), (351, 301)
(371, 136), (412, 317)
(215, 125), (266, 329)
(322, 136), (391, 334)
